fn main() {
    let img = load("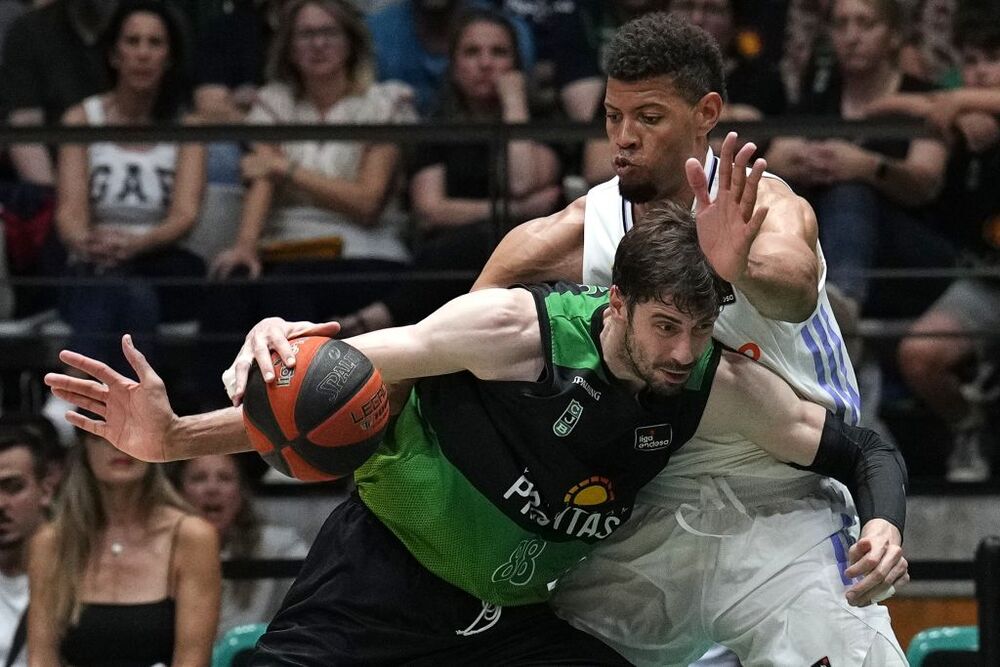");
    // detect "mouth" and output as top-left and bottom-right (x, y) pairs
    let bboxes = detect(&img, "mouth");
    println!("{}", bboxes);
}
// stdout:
(110, 457), (135, 467)
(657, 367), (691, 384)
